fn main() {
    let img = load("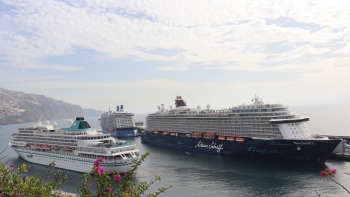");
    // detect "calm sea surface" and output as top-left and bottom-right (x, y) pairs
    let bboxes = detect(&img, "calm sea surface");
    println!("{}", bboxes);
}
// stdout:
(1, 105), (350, 197)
